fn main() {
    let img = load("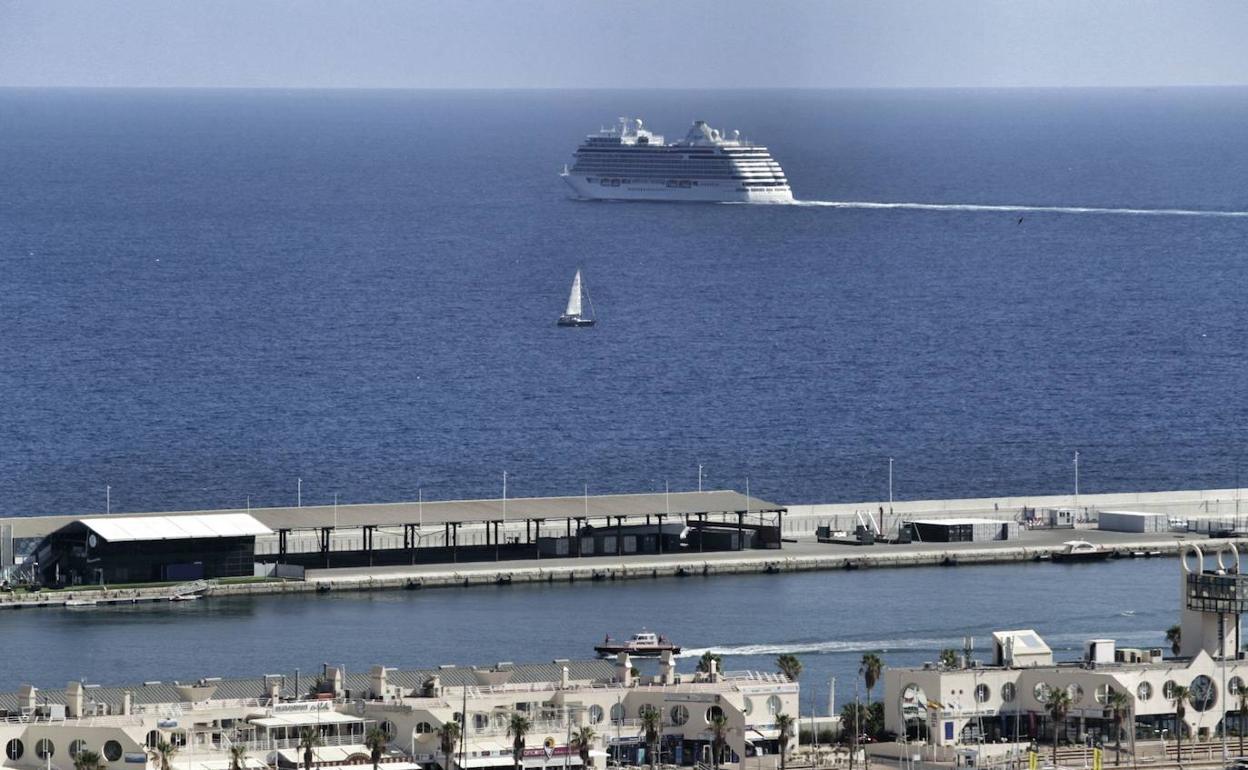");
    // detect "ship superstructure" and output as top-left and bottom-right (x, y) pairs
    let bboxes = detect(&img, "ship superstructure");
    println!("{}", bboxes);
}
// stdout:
(561, 118), (793, 203)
